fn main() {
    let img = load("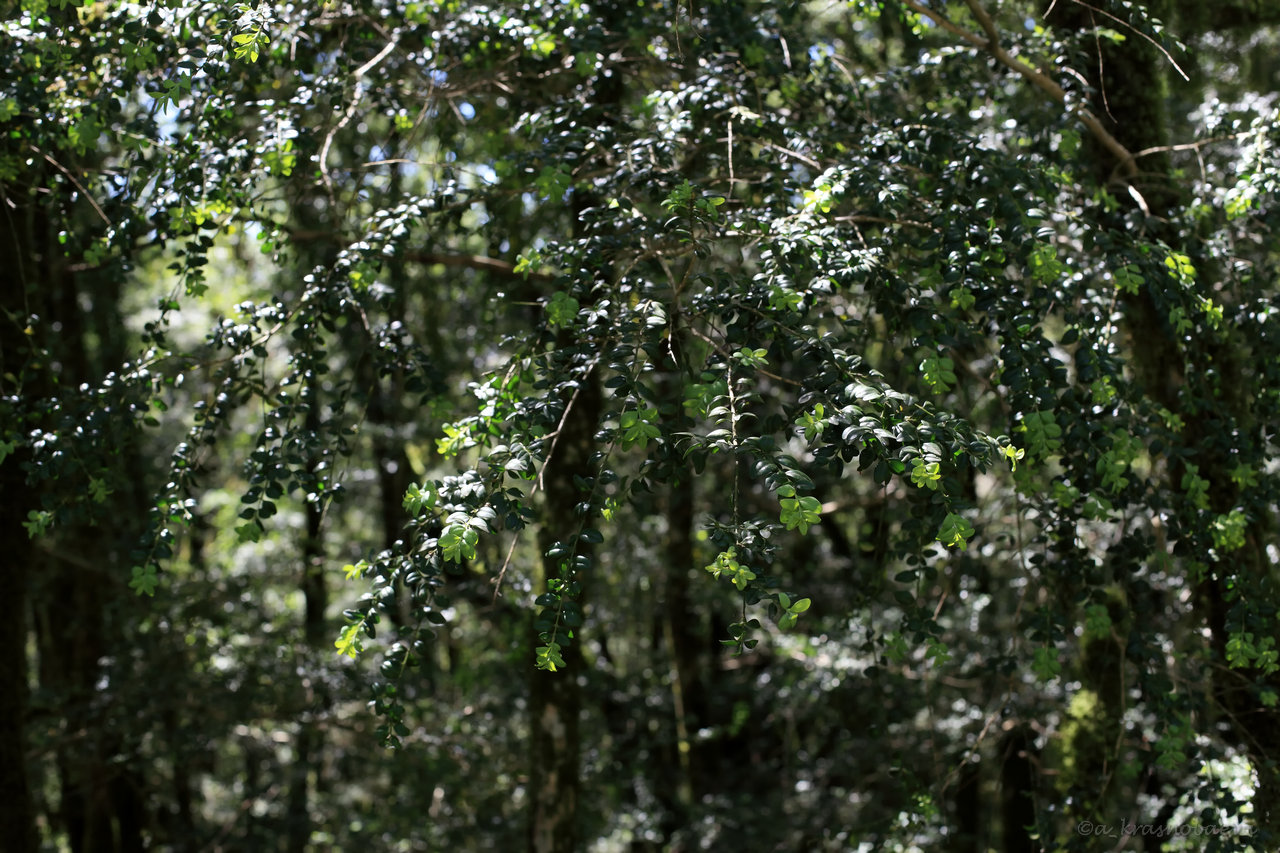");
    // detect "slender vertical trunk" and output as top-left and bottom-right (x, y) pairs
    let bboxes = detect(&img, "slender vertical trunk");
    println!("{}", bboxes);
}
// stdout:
(286, 380), (328, 853)
(0, 539), (36, 853)
(529, 366), (601, 853)
(527, 21), (623, 847)
(656, 356), (705, 828)
(952, 759), (982, 853)
(35, 272), (148, 853)
(368, 156), (417, 632)
(661, 471), (699, 810)
(301, 400), (328, 649)
(164, 512), (207, 849)
(999, 726), (1038, 853)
